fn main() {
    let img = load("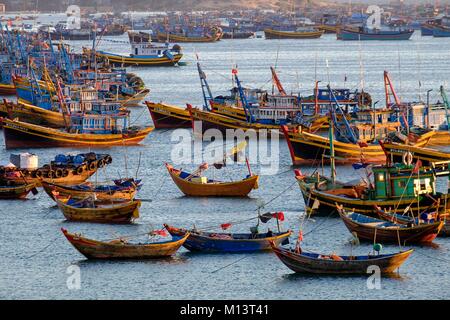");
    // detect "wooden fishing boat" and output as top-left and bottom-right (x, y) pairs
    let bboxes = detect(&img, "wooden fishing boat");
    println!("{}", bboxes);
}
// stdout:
(166, 163), (259, 197)
(316, 24), (340, 34)
(95, 50), (183, 67)
(264, 28), (324, 39)
(165, 224), (291, 253)
(428, 131), (450, 146)
(42, 178), (140, 202)
(381, 141), (450, 165)
(0, 153), (111, 187)
(270, 243), (413, 274)
(0, 100), (68, 128)
(157, 30), (223, 43)
(432, 25), (450, 37)
(145, 101), (191, 129)
(0, 182), (38, 199)
(338, 208), (443, 244)
(339, 28), (414, 40)
(61, 228), (188, 259)
(55, 196), (141, 223)
(1, 118), (153, 149)
(296, 164), (450, 217)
